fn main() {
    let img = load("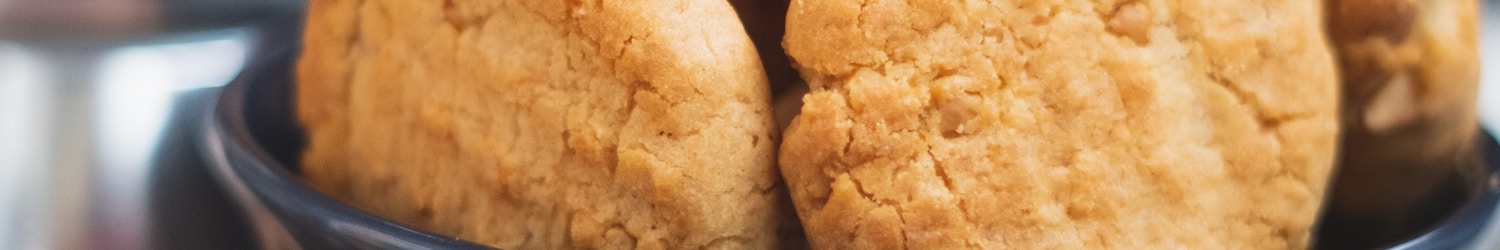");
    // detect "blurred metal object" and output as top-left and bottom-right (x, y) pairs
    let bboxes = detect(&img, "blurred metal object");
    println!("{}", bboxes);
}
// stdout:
(0, 41), (61, 250)
(0, 30), (255, 250)
(0, 0), (302, 43)
(1466, 1), (1500, 248)
(0, 0), (160, 41)
(0, 0), (301, 249)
